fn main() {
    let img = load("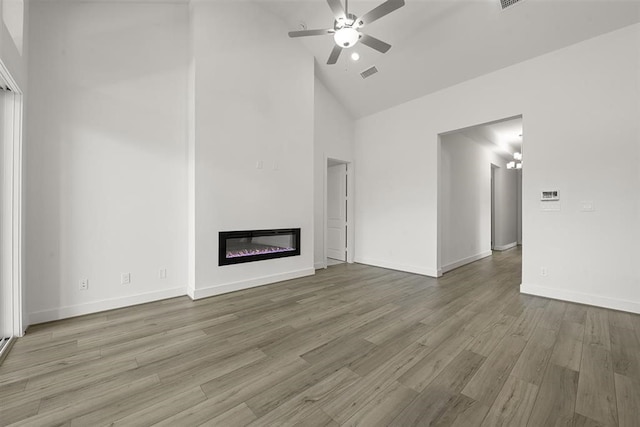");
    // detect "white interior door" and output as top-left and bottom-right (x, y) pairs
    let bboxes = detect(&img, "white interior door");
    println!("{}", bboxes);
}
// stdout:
(327, 163), (347, 261)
